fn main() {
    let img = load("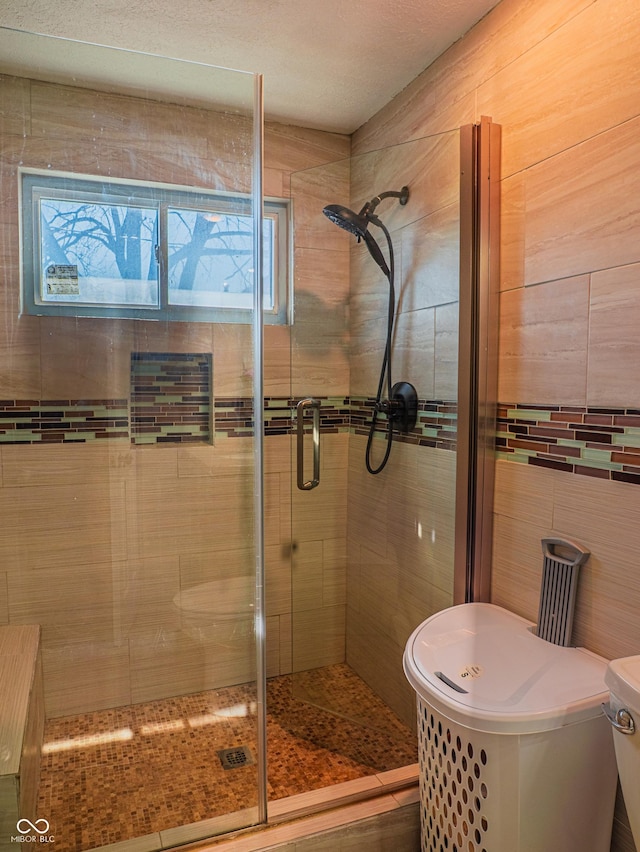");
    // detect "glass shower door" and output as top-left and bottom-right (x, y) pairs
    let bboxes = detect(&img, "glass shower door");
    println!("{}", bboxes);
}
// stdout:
(0, 28), (265, 851)
(283, 128), (461, 778)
